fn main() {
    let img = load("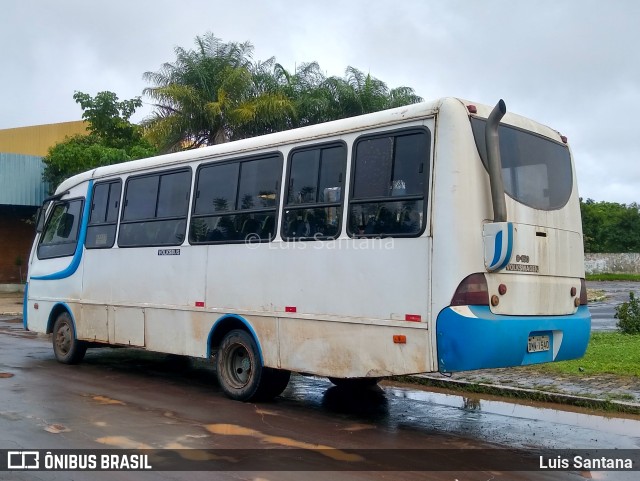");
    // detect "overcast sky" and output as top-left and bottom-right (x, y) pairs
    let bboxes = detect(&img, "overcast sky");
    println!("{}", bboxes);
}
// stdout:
(2, 0), (638, 203)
